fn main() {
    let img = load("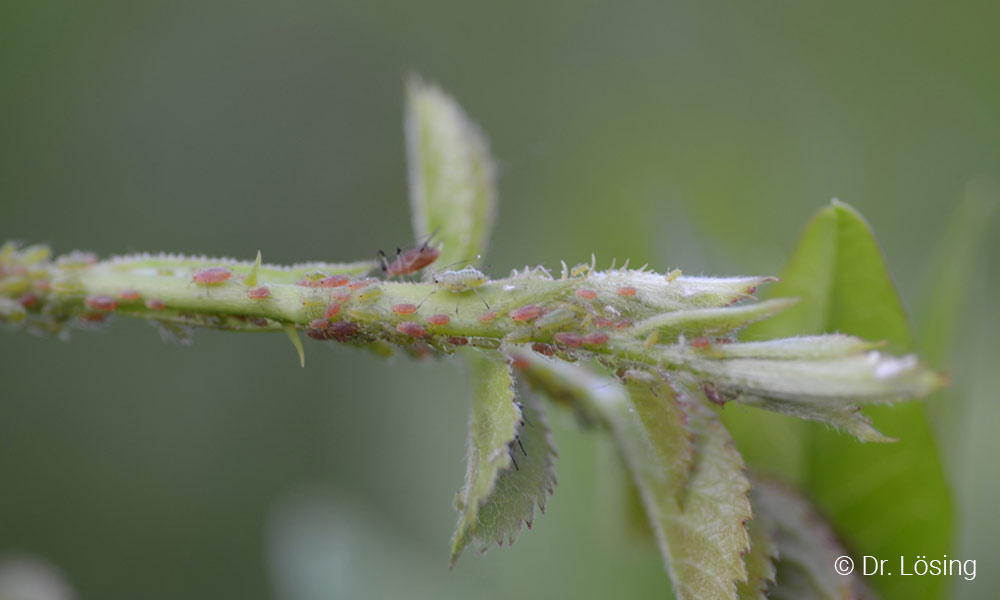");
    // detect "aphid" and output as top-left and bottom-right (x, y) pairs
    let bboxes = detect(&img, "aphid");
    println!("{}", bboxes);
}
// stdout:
(85, 295), (118, 311)
(324, 303), (342, 319)
(348, 278), (378, 291)
(478, 311), (499, 323)
(617, 286), (637, 297)
(582, 332), (608, 346)
(432, 267), (489, 306)
(391, 303), (418, 315)
(379, 232), (441, 277)
(329, 321), (359, 341)
(192, 267), (232, 285)
(118, 289), (140, 302)
(614, 319), (632, 329)
(308, 318), (328, 330)
(691, 336), (712, 349)
(250, 317), (269, 327)
(356, 284), (382, 303)
(248, 286), (271, 299)
(509, 304), (542, 322)
(594, 317), (615, 328)
(296, 270), (329, 287)
(427, 313), (451, 326)
(531, 343), (556, 356)
(448, 336), (469, 346)
(703, 382), (726, 406)
(396, 321), (427, 338)
(318, 274), (350, 288)
(146, 299), (166, 310)
(575, 288), (597, 300)
(18, 293), (38, 309)
(554, 332), (584, 347)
